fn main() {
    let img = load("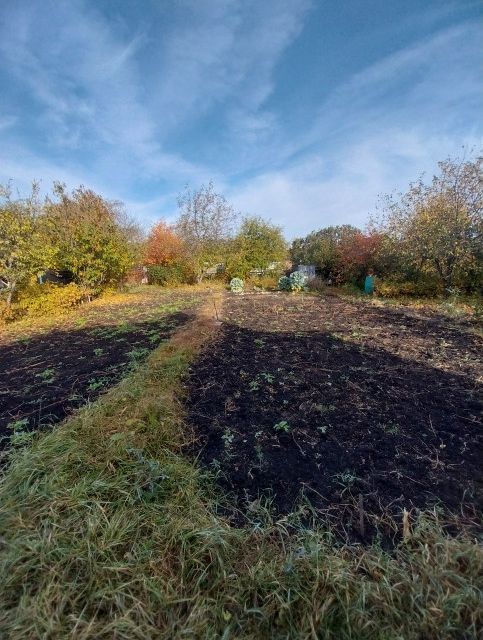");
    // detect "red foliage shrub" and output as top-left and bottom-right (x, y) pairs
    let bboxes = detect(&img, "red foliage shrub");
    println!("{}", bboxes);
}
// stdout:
(335, 232), (383, 283)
